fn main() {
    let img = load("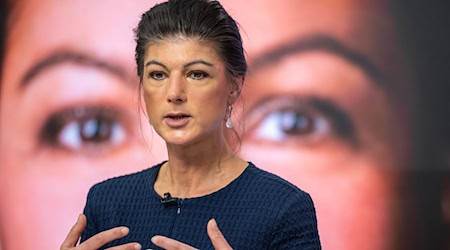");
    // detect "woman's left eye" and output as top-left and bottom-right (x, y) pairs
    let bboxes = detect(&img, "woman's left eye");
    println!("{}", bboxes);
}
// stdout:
(244, 96), (355, 145)
(250, 108), (329, 143)
(188, 71), (208, 80)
